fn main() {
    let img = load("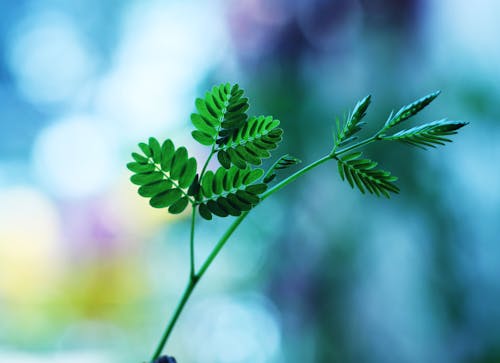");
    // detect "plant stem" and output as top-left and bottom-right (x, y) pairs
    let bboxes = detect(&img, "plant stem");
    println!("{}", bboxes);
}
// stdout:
(149, 135), (379, 361)
(261, 154), (332, 200)
(150, 275), (198, 361)
(199, 148), (215, 180)
(149, 213), (248, 362)
(189, 205), (196, 278)
(196, 210), (248, 278)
